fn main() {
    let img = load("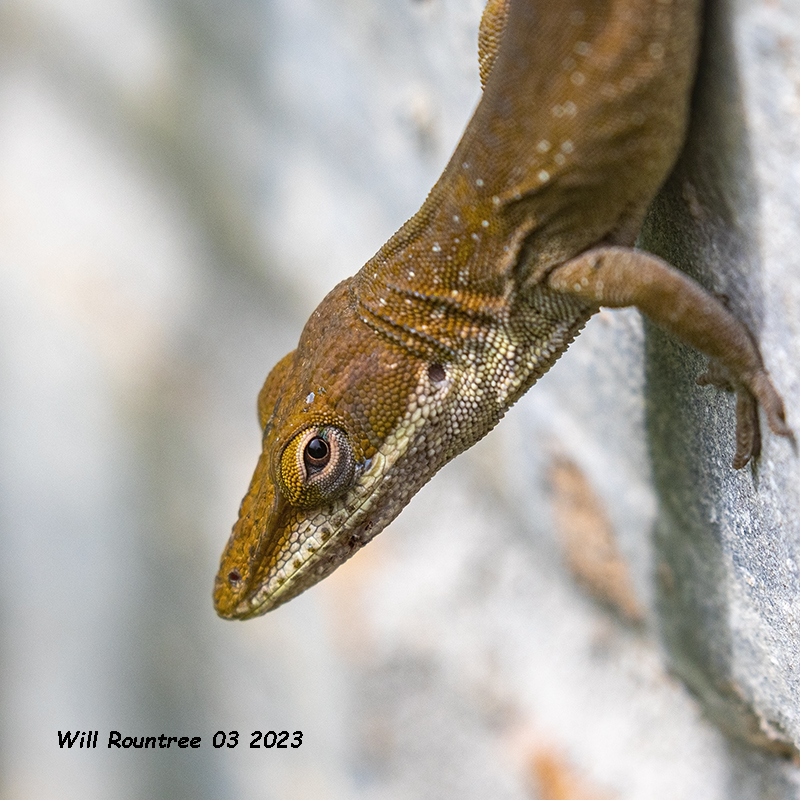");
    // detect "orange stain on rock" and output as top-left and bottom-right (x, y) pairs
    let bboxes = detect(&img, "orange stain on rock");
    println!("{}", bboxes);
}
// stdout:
(529, 747), (614, 800)
(549, 457), (644, 624)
